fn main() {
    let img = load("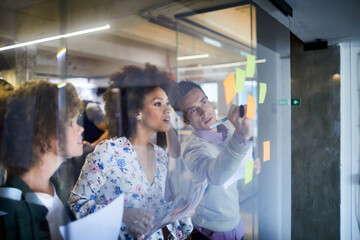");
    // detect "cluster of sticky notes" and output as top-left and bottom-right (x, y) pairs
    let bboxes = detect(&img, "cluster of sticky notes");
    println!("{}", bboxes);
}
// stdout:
(223, 54), (256, 105)
(223, 54), (268, 109)
(244, 141), (271, 185)
(221, 54), (272, 185)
